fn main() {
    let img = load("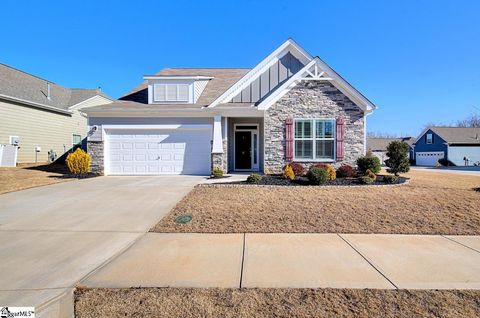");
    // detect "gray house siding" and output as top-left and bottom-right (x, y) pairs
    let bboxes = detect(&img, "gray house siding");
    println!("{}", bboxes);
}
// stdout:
(264, 81), (365, 173)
